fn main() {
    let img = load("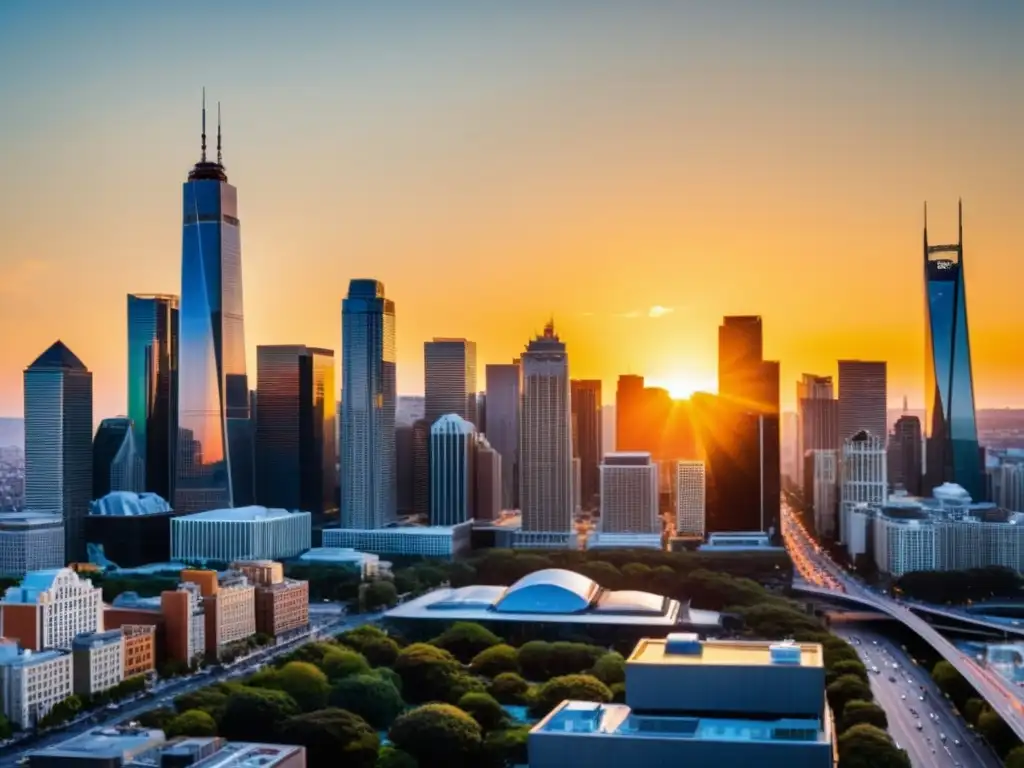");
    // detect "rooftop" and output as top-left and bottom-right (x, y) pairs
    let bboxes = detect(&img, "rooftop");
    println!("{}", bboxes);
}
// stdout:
(177, 506), (307, 523)
(629, 636), (823, 668)
(26, 340), (87, 371)
(0, 511), (63, 529)
(129, 737), (304, 767)
(72, 629), (124, 649)
(3, 567), (95, 604)
(30, 726), (164, 760)
(0, 648), (68, 668)
(90, 491), (174, 517)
